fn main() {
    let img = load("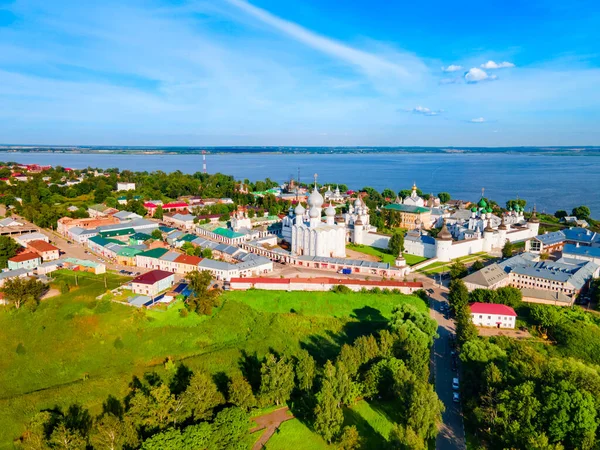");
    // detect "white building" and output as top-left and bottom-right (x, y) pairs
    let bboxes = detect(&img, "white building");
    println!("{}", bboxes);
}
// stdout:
(281, 177), (347, 258)
(403, 183), (425, 207)
(470, 303), (517, 329)
(117, 182), (136, 191)
(405, 205), (541, 263)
